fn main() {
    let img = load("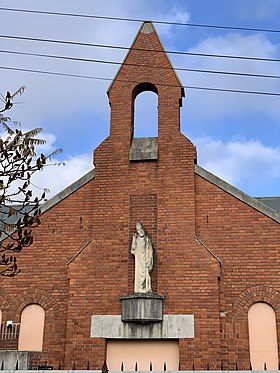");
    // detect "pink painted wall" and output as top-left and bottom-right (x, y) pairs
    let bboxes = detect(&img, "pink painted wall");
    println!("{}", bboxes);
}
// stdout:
(248, 302), (278, 370)
(18, 304), (45, 351)
(107, 340), (179, 371)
